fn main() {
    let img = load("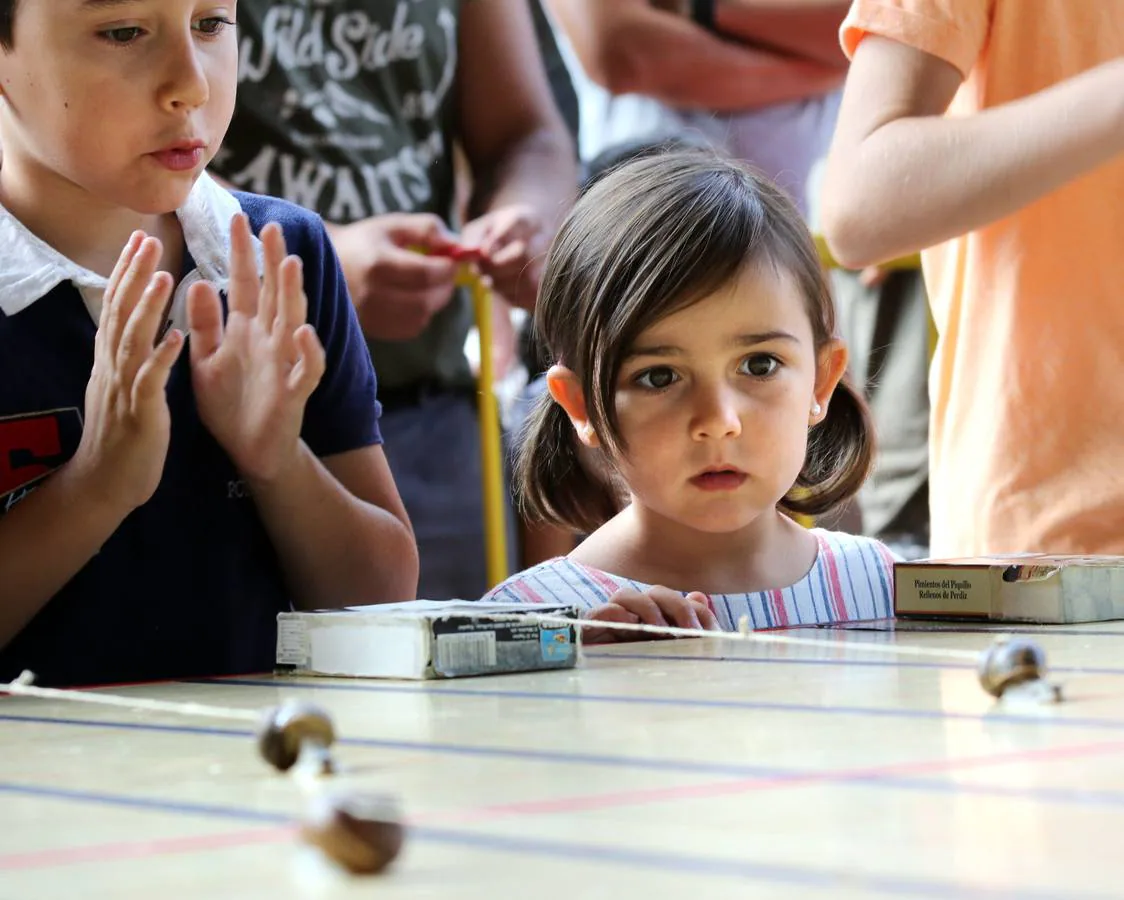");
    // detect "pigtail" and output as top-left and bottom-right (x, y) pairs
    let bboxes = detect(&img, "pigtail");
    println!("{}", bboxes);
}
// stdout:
(782, 375), (875, 518)
(515, 389), (621, 535)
